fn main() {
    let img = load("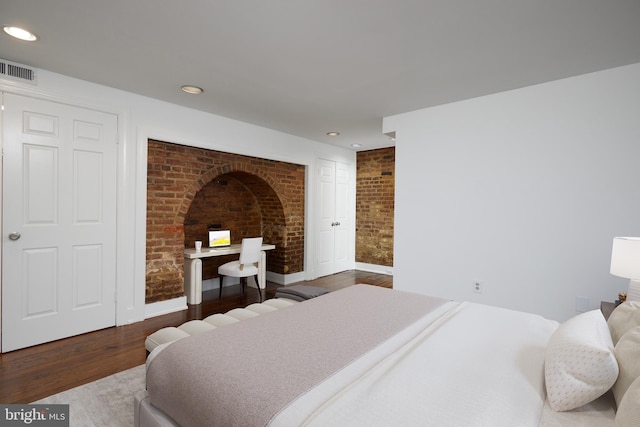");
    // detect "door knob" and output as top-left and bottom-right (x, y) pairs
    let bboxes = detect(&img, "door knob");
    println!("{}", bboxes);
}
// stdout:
(9, 232), (21, 241)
